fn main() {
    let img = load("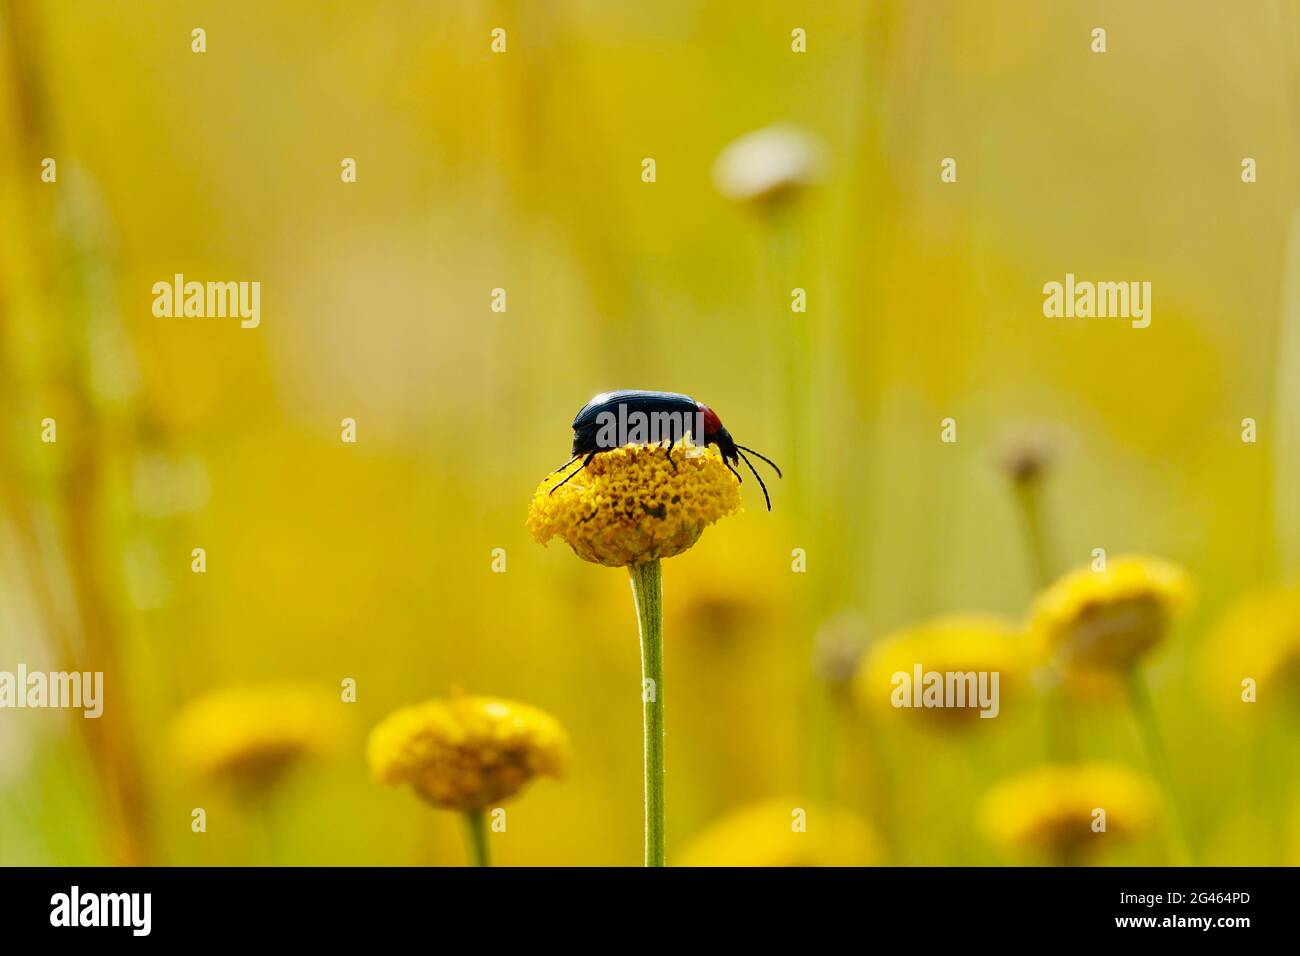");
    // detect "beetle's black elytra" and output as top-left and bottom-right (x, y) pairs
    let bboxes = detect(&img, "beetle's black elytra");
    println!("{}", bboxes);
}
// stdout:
(550, 390), (782, 510)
